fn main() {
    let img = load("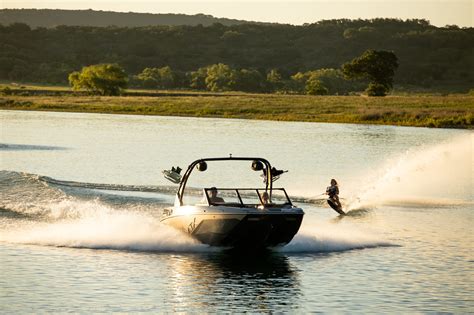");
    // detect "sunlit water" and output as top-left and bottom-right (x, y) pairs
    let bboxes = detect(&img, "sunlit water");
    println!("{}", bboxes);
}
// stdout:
(1, 110), (473, 312)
